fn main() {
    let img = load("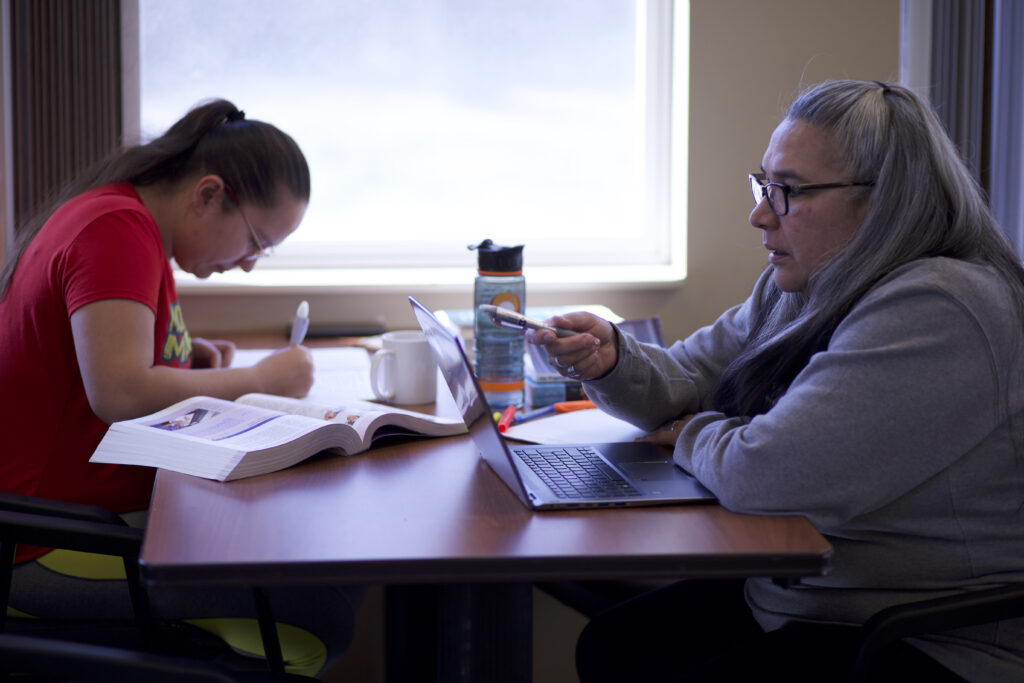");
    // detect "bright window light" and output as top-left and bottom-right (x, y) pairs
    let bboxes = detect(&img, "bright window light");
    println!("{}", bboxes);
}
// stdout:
(138, 0), (685, 281)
